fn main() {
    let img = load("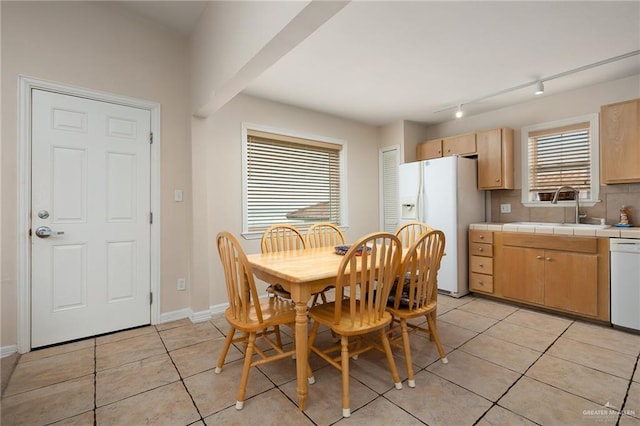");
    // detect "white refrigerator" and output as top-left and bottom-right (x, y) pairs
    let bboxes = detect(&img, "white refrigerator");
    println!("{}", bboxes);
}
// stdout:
(398, 156), (485, 297)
